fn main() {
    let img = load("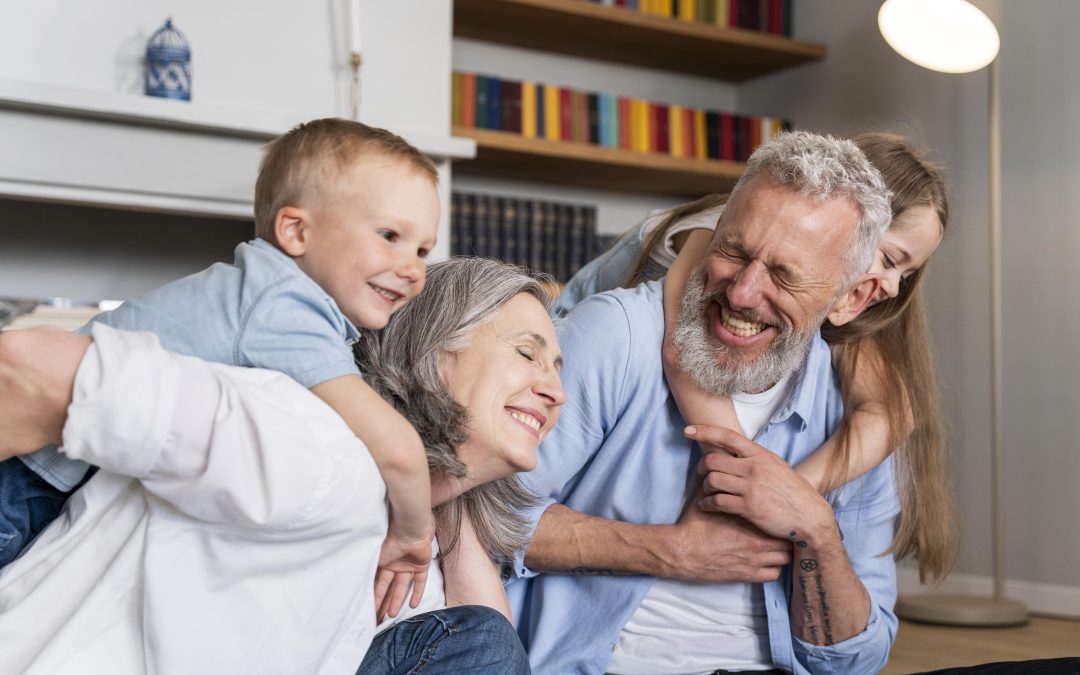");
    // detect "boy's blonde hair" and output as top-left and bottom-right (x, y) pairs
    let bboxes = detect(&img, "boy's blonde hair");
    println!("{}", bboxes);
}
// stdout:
(253, 118), (438, 244)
